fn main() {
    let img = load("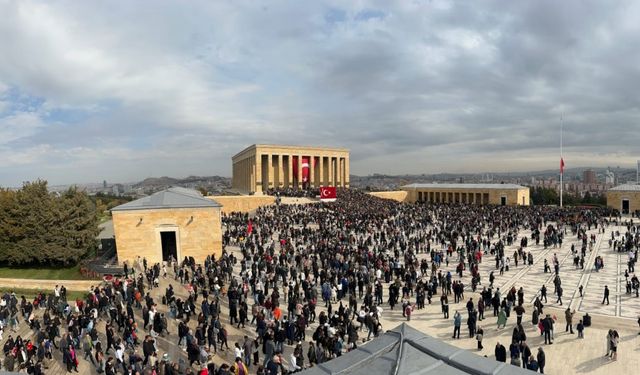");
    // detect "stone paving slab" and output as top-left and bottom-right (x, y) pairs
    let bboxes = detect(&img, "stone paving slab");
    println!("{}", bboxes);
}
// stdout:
(2, 220), (639, 374)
